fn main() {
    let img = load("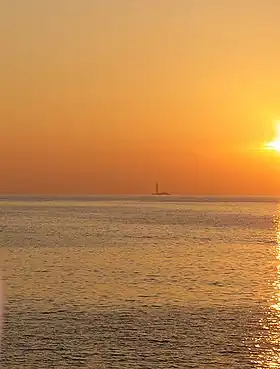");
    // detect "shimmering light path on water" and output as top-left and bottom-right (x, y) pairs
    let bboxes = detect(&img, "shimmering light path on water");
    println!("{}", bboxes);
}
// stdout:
(2, 196), (280, 368)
